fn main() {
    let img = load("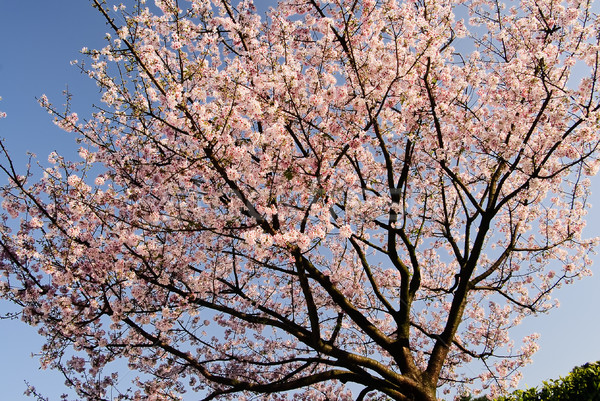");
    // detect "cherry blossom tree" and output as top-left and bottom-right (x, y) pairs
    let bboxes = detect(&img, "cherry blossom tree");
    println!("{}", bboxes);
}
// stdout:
(1, 0), (600, 400)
